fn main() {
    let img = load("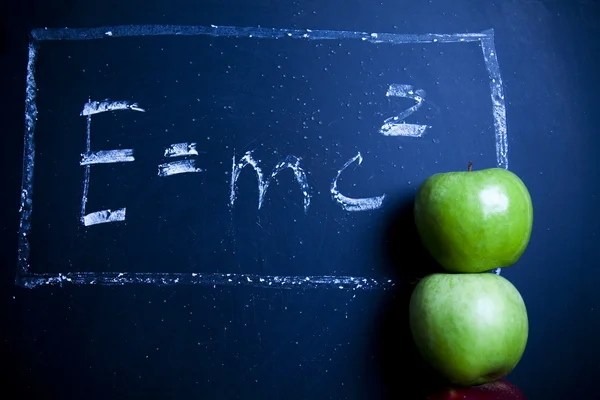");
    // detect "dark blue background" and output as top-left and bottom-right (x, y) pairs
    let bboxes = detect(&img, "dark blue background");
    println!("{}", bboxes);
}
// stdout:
(1, 1), (599, 399)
